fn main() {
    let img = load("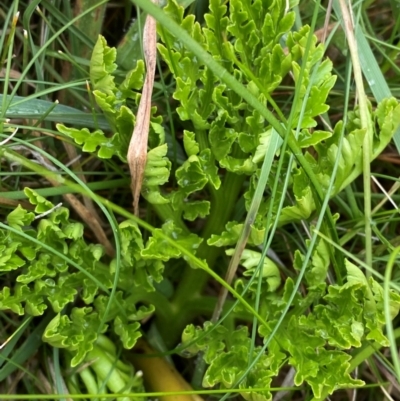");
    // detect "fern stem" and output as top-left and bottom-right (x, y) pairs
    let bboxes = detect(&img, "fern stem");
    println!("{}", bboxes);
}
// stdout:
(166, 171), (245, 344)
